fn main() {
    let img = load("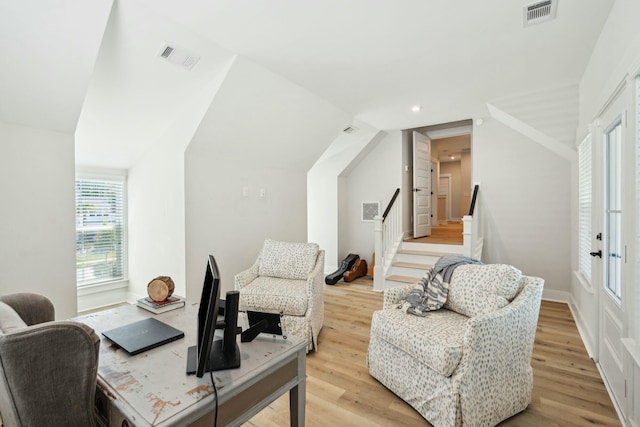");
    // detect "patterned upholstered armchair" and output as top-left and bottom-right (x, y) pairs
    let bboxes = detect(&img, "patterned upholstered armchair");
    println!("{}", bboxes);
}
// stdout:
(367, 264), (544, 427)
(235, 239), (325, 352)
(0, 293), (100, 426)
